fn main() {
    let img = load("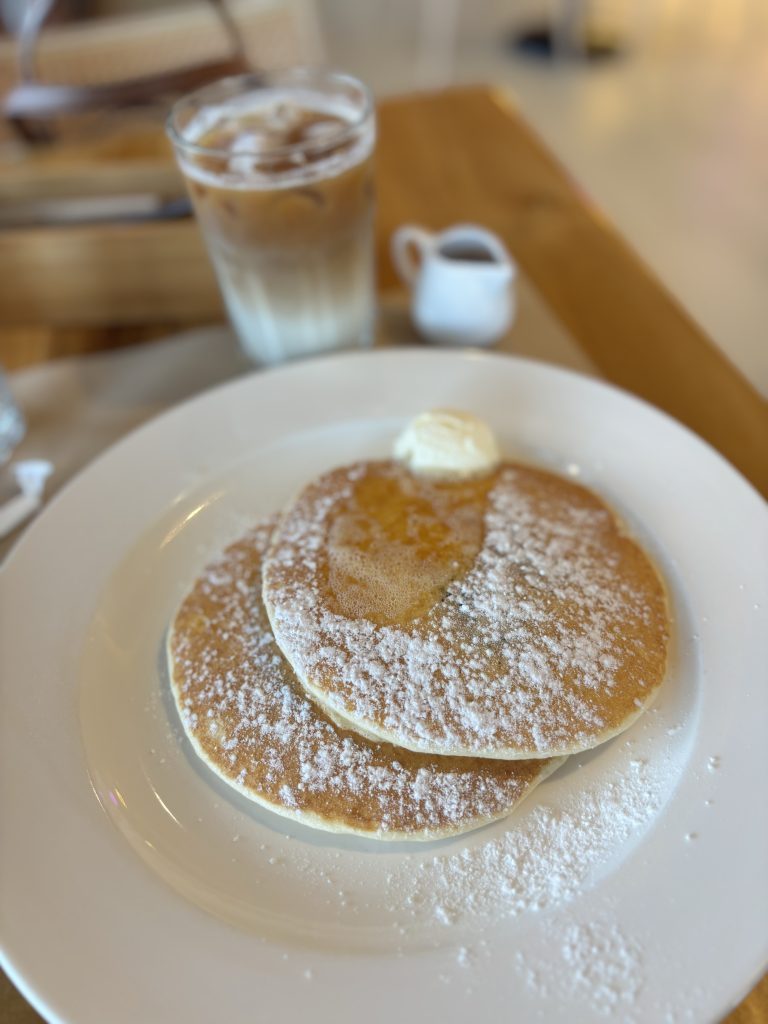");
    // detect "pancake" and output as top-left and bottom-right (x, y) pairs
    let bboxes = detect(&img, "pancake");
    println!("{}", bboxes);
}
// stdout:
(167, 519), (562, 841)
(263, 460), (670, 759)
